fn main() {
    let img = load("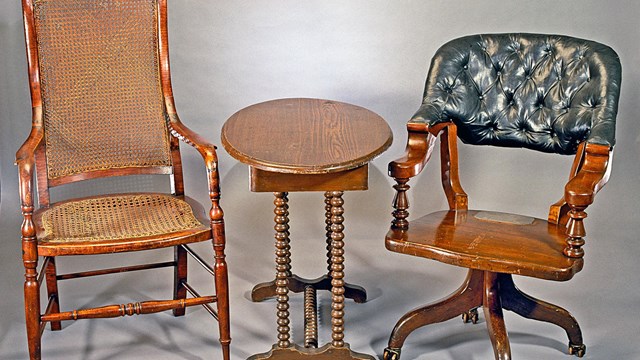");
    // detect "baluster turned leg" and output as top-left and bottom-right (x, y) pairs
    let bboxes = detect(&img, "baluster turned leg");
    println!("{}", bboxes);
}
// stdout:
(22, 202), (41, 360)
(211, 185), (231, 360)
(329, 191), (346, 347)
(564, 207), (587, 258)
(274, 192), (292, 348)
(392, 178), (410, 229)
